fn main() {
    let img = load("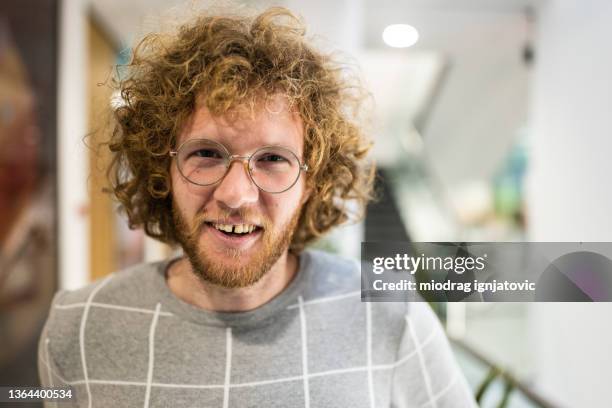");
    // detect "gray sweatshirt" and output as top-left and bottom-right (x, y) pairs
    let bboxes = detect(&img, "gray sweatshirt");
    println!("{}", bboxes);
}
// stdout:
(38, 248), (477, 407)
